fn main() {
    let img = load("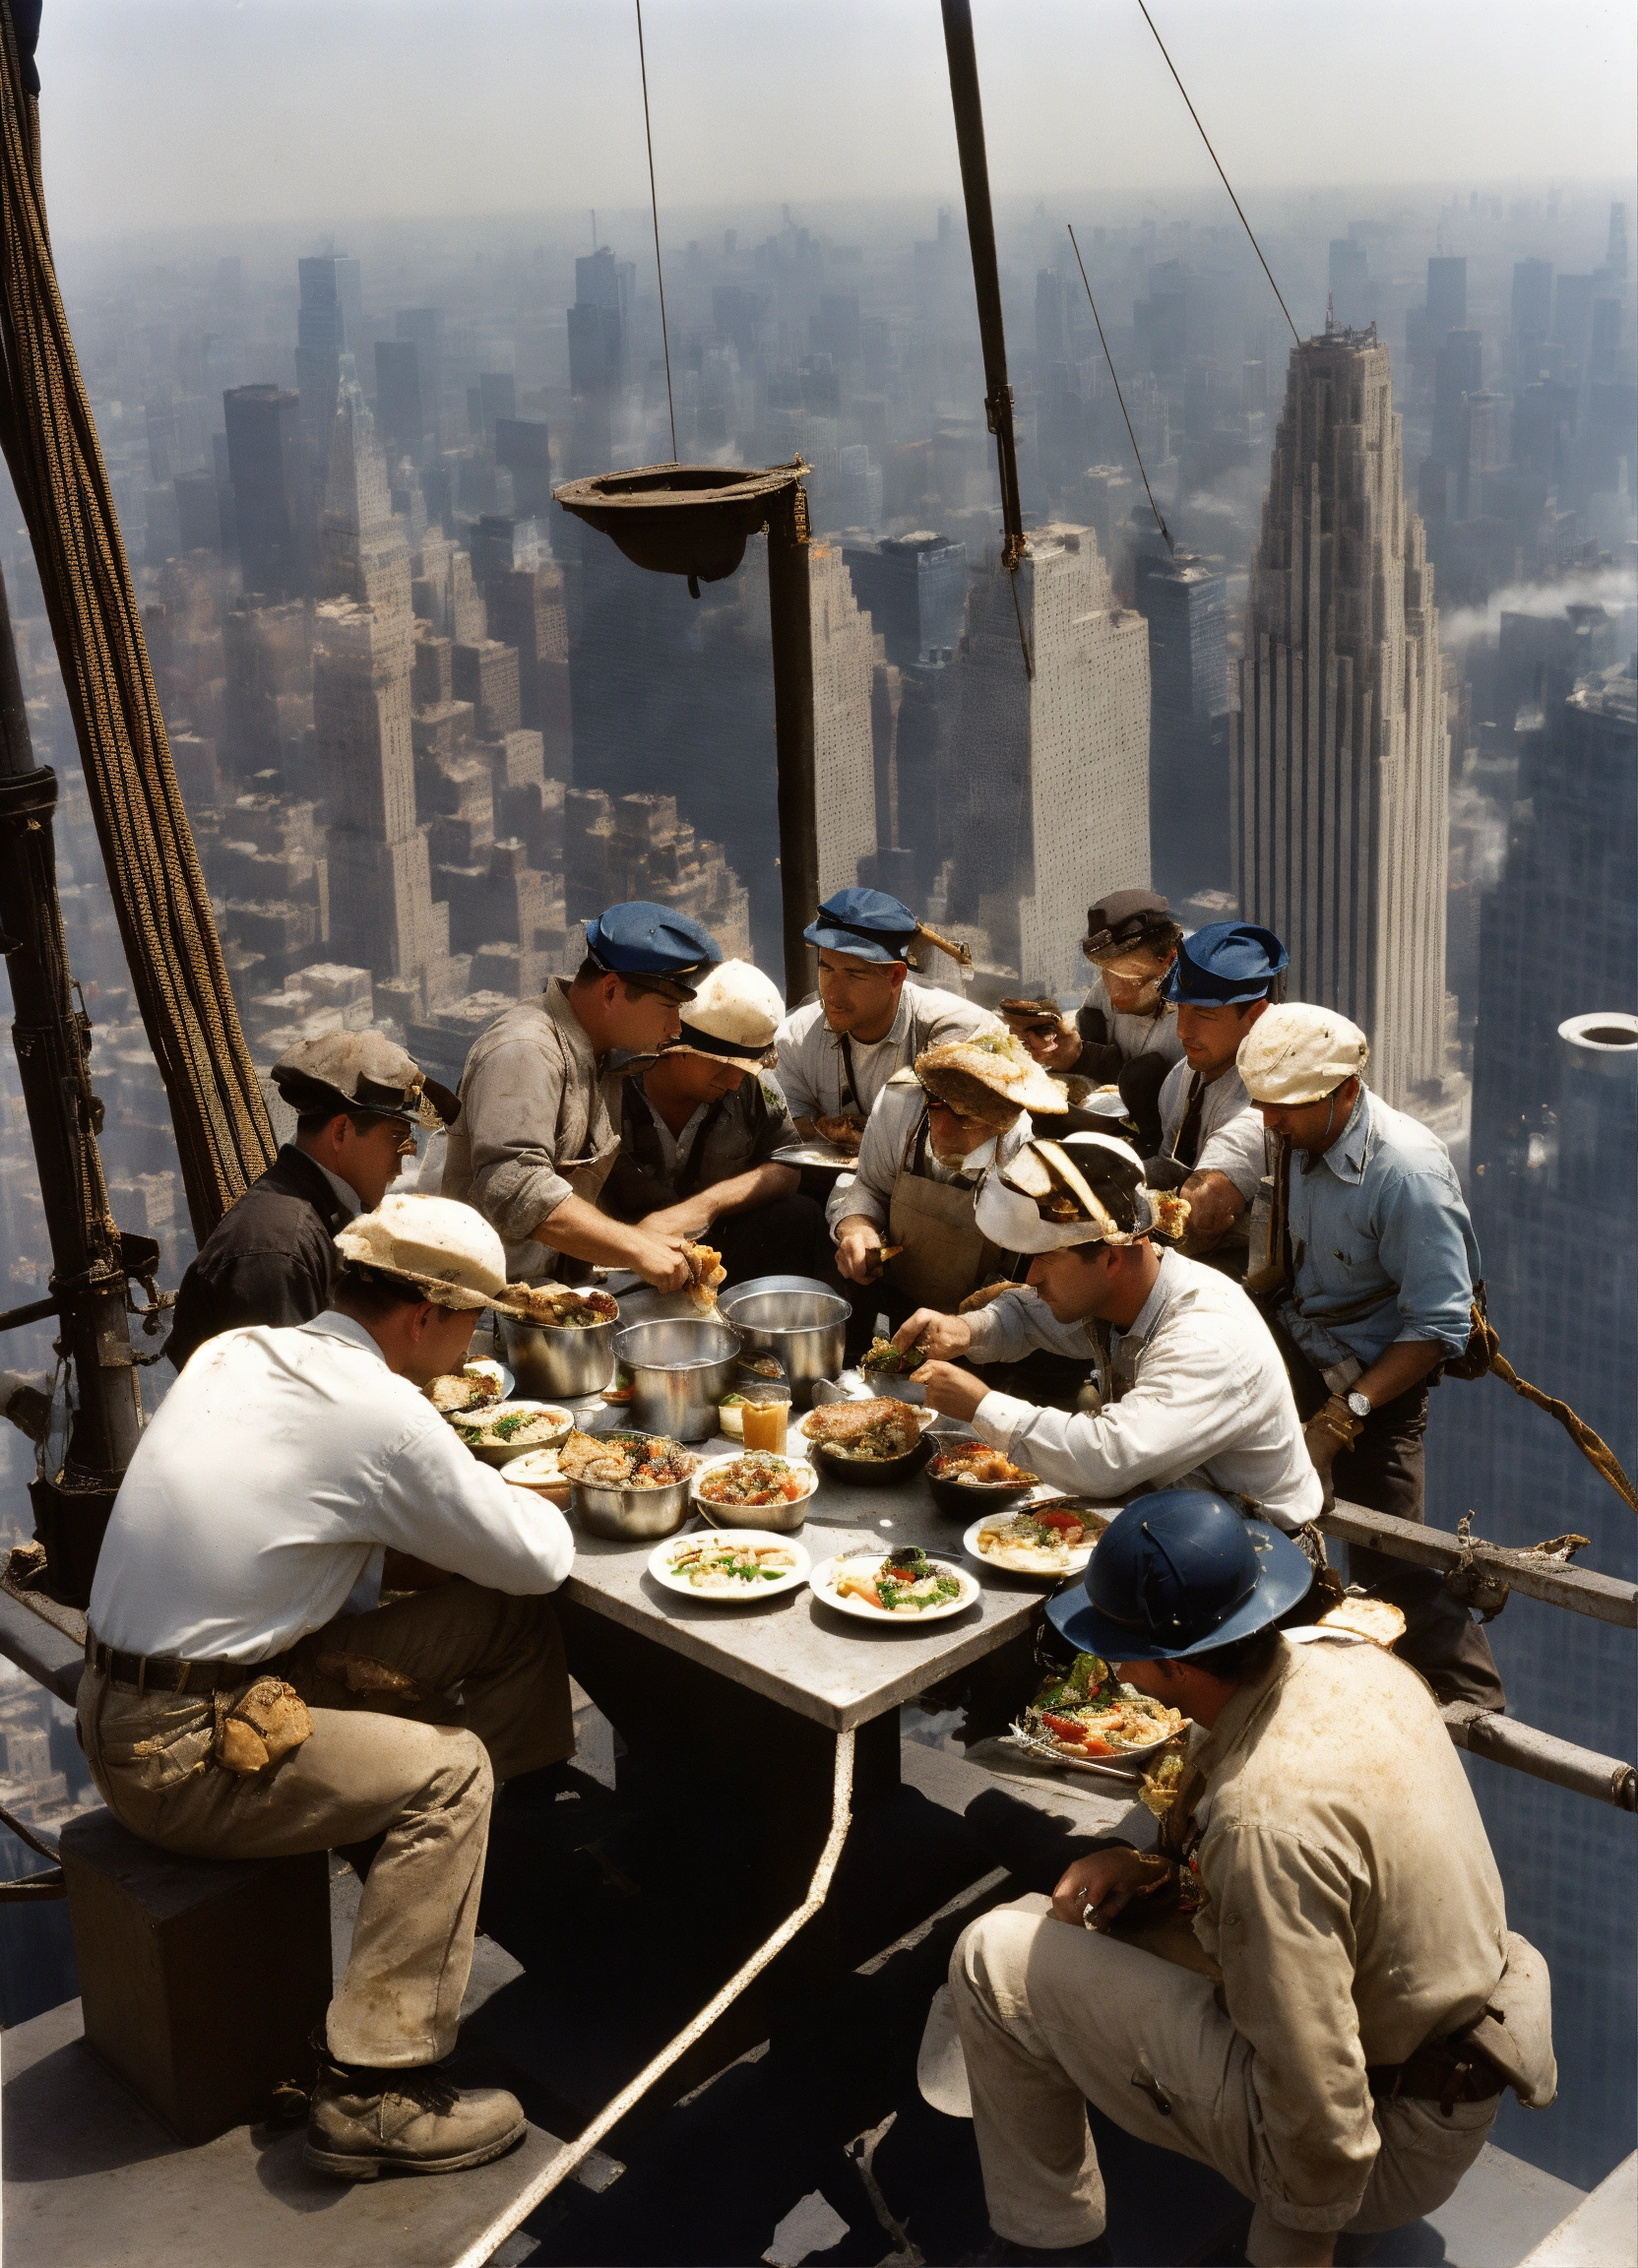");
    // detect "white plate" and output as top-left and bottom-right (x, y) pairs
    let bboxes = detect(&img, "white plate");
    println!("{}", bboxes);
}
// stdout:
(464, 1357), (514, 1398)
(1008, 1719), (1183, 1774)
(808, 1547), (980, 1622)
(962, 1509), (1097, 1582)
(690, 1450), (819, 1514)
(649, 1528), (811, 1602)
